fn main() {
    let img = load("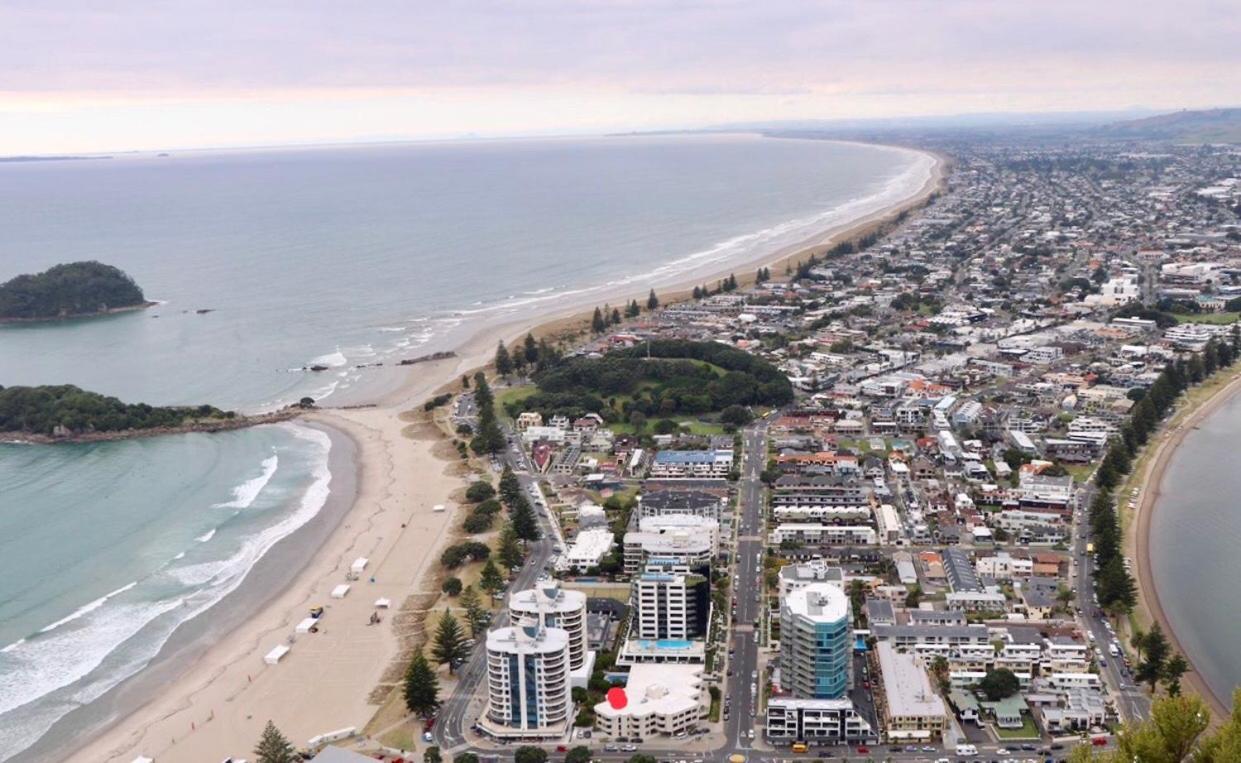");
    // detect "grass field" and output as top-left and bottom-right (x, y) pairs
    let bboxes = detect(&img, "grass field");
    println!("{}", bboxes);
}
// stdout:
(1173, 311), (1239, 325)
(994, 716), (1041, 740)
(495, 384), (536, 420)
